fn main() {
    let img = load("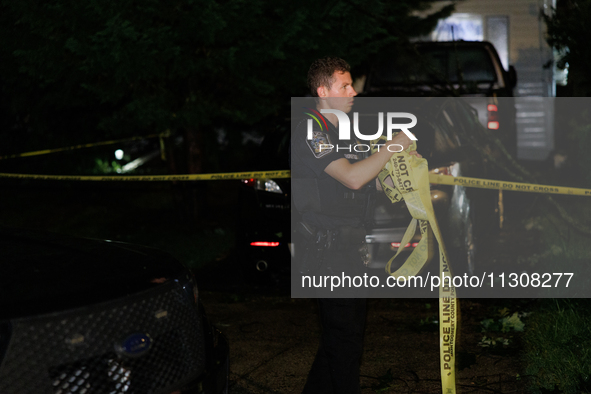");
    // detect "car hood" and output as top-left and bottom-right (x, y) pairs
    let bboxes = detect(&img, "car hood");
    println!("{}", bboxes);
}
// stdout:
(0, 227), (187, 320)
